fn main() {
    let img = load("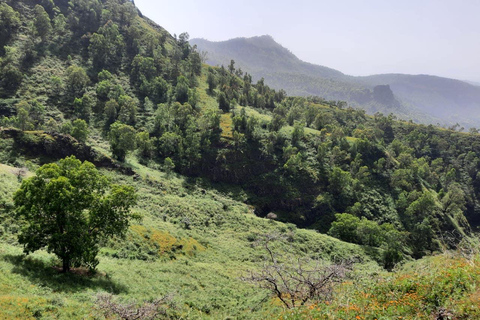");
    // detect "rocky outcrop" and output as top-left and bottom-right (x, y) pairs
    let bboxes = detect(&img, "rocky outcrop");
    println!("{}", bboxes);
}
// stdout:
(373, 85), (395, 105)
(0, 127), (134, 175)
